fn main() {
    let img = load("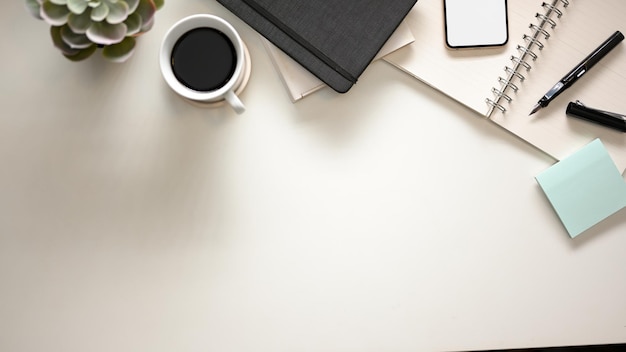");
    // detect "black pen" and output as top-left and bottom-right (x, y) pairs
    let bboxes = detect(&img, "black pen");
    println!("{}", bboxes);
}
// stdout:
(529, 30), (624, 115)
(566, 101), (626, 133)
